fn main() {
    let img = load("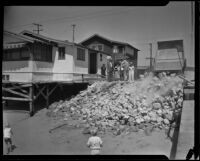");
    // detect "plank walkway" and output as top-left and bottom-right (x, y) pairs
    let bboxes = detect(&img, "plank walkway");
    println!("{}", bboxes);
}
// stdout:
(175, 100), (194, 159)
